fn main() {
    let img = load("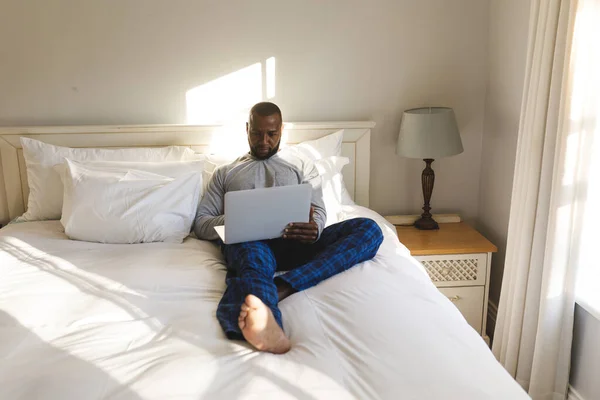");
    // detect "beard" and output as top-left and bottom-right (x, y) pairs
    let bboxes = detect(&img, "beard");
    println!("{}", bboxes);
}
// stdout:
(250, 141), (280, 160)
